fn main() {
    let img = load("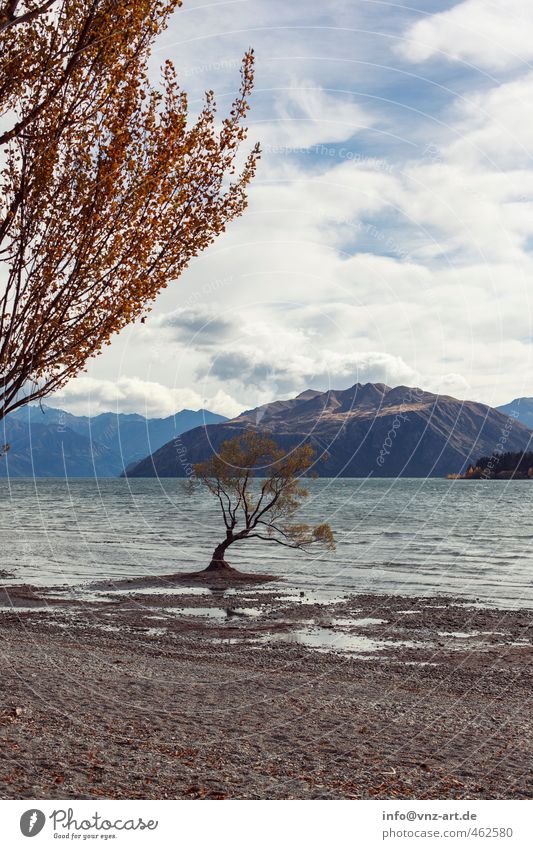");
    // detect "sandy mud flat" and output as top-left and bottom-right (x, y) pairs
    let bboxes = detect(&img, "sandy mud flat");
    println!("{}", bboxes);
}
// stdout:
(0, 577), (531, 799)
